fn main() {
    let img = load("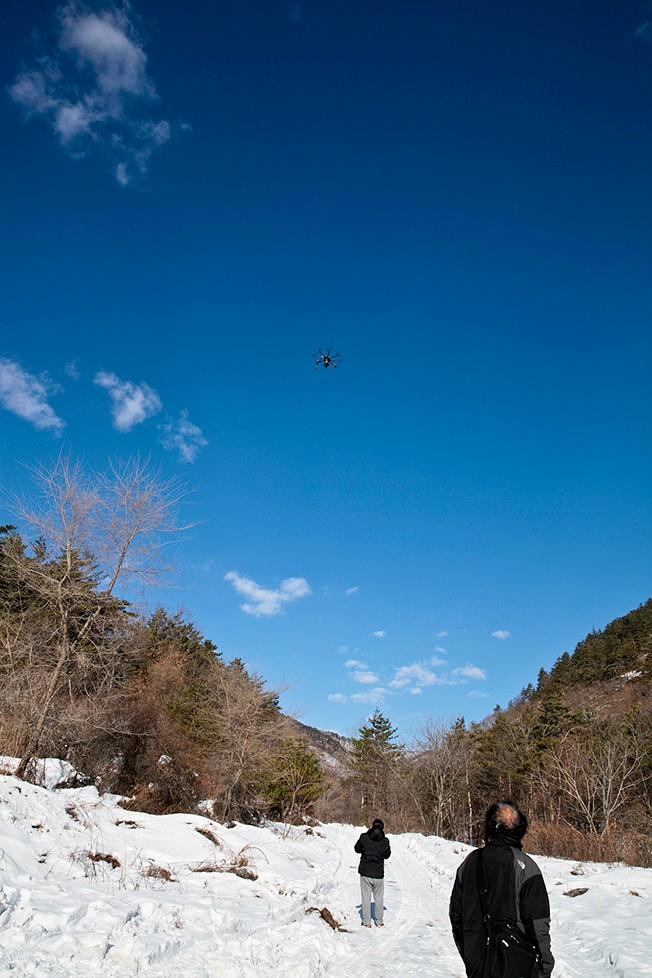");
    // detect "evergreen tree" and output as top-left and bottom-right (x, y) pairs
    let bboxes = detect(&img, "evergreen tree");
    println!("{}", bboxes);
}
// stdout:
(263, 737), (328, 822)
(351, 709), (403, 818)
